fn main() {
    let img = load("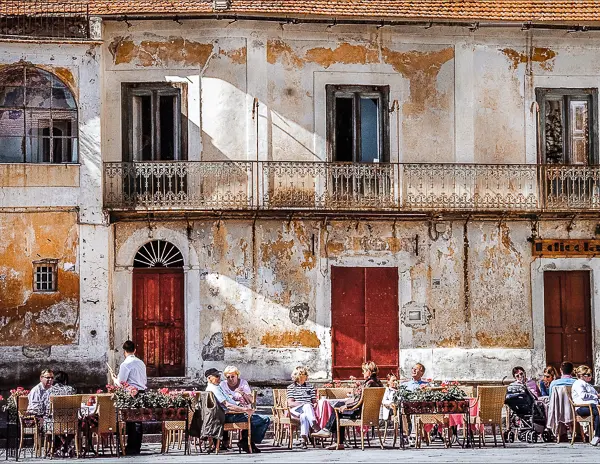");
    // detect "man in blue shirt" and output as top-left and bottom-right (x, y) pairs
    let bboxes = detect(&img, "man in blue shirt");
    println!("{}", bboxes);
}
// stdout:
(549, 361), (576, 396)
(401, 363), (429, 391)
